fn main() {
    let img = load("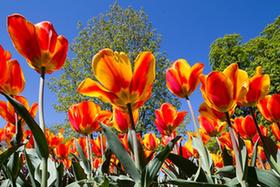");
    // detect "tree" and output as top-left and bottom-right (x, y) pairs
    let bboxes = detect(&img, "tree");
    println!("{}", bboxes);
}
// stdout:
(48, 3), (180, 136)
(209, 16), (280, 94)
